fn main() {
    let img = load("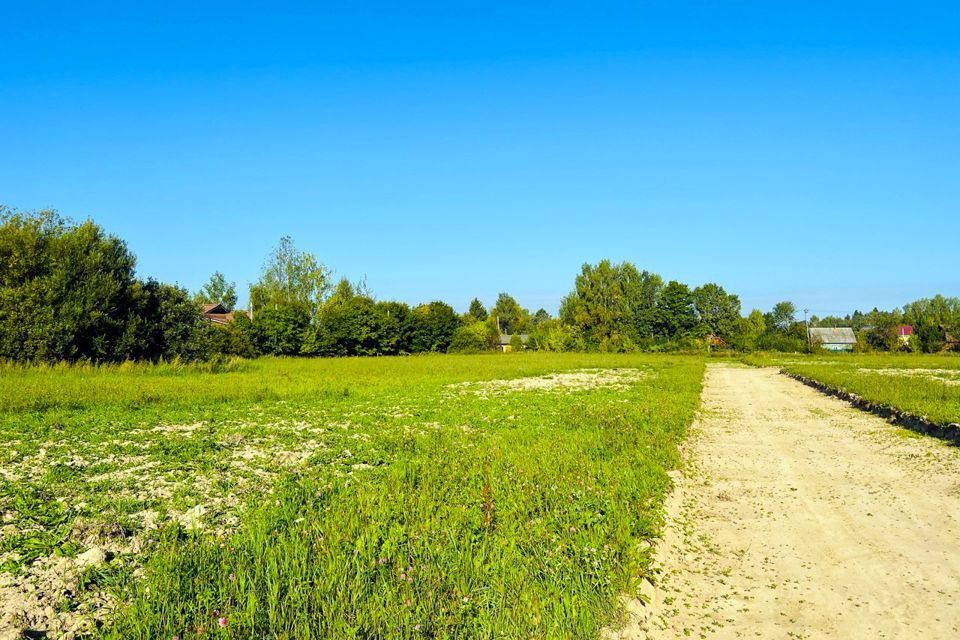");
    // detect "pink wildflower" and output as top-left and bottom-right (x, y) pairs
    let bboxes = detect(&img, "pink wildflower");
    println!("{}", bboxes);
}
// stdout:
(218, 617), (229, 628)
(414, 624), (422, 631)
